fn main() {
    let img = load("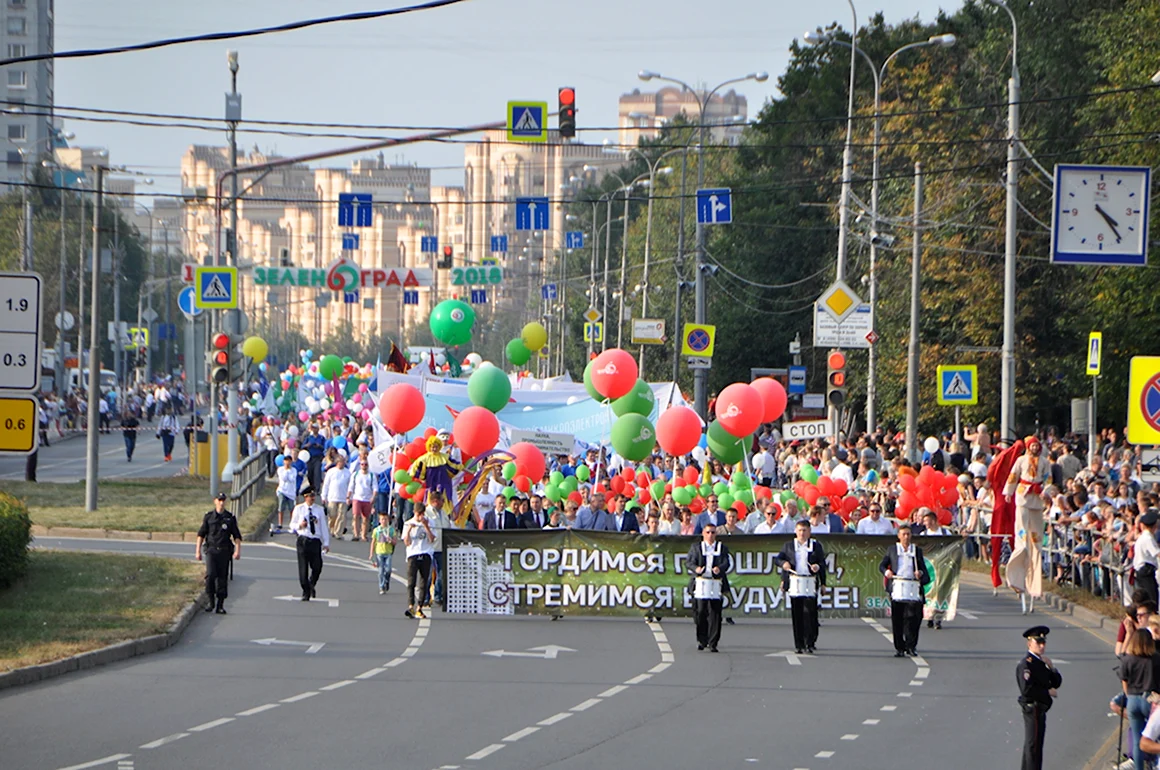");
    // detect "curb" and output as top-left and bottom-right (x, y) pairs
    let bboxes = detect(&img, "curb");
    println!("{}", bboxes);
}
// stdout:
(0, 597), (201, 693)
(29, 498), (277, 545)
(959, 571), (1119, 645)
